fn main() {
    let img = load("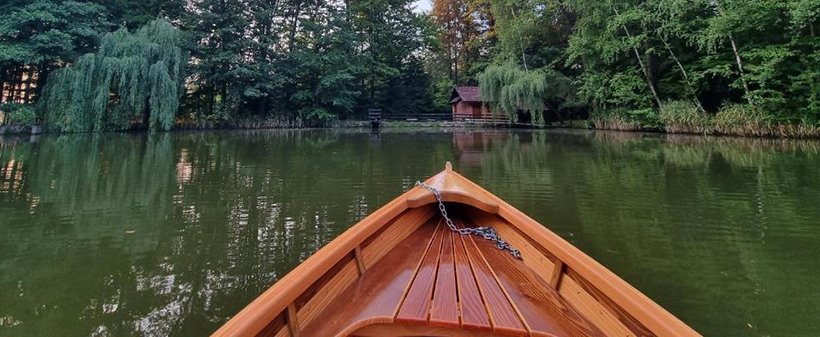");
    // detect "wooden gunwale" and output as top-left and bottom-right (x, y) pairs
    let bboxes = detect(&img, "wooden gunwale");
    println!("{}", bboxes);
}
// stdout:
(440, 169), (699, 337)
(213, 163), (699, 337)
(212, 193), (415, 336)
